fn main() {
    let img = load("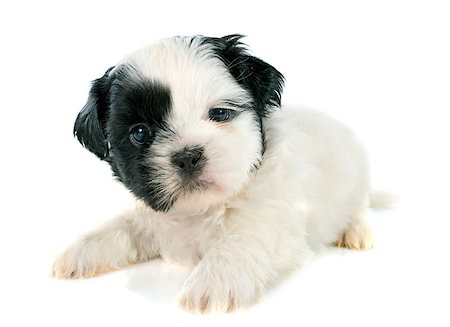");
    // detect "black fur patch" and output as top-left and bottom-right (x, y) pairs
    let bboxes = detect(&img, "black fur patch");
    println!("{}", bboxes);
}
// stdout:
(200, 34), (285, 118)
(74, 65), (175, 211)
(106, 66), (174, 211)
(74, 67), (115, 159)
